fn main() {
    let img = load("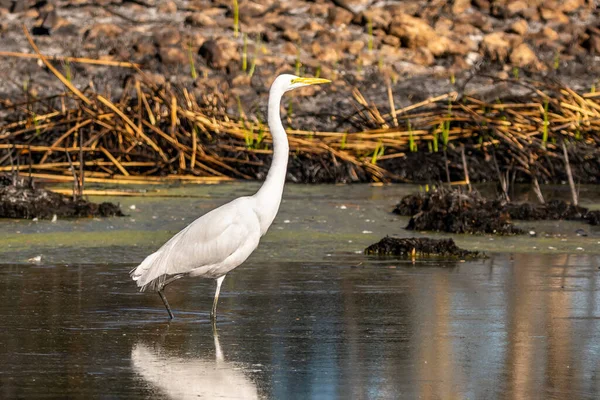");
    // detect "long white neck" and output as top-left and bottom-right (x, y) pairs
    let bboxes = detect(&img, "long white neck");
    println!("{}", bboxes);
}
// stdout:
(253, 81), (289, 235)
